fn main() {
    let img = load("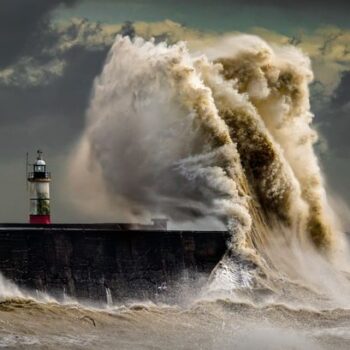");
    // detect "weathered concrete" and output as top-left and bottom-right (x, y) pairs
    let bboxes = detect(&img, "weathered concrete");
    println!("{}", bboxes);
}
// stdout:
(0, 224), (228, 303)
